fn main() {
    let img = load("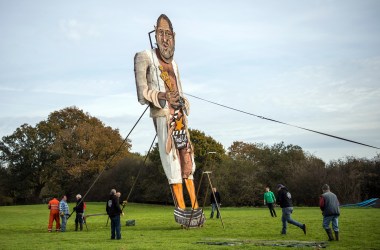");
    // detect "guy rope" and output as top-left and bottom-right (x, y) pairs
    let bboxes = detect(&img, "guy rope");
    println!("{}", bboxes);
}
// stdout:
(105, 134), (157, 226)
(68, 105), (149, 219)
(185, 92), (380, 150)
